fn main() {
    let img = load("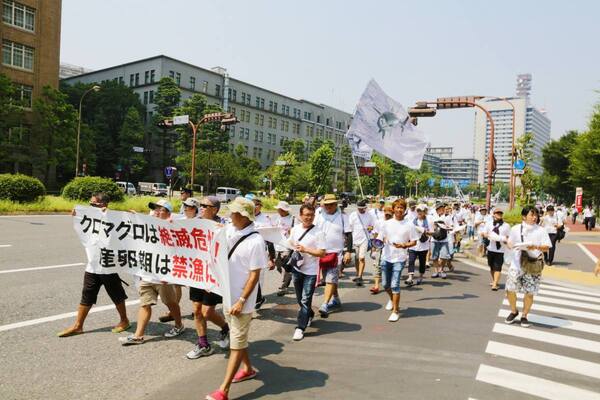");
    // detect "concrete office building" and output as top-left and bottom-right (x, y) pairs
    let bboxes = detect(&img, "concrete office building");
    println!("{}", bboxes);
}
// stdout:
(472, 75), (551, 183)
(423, 147), (479, 184)
(1, 0), (61, 106)
(62, 55), (353, 180)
